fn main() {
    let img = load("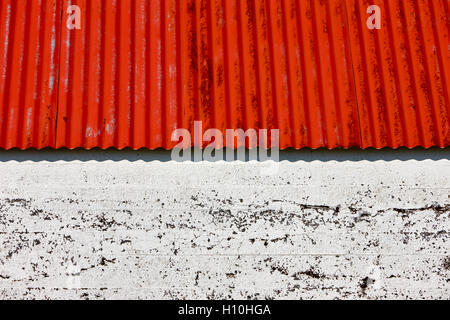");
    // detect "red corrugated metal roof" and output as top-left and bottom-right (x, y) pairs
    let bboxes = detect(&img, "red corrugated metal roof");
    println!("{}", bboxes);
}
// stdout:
(348, 0), (450, 148)
(0, 0), (61, 149)
(0, 0), (449, 150)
